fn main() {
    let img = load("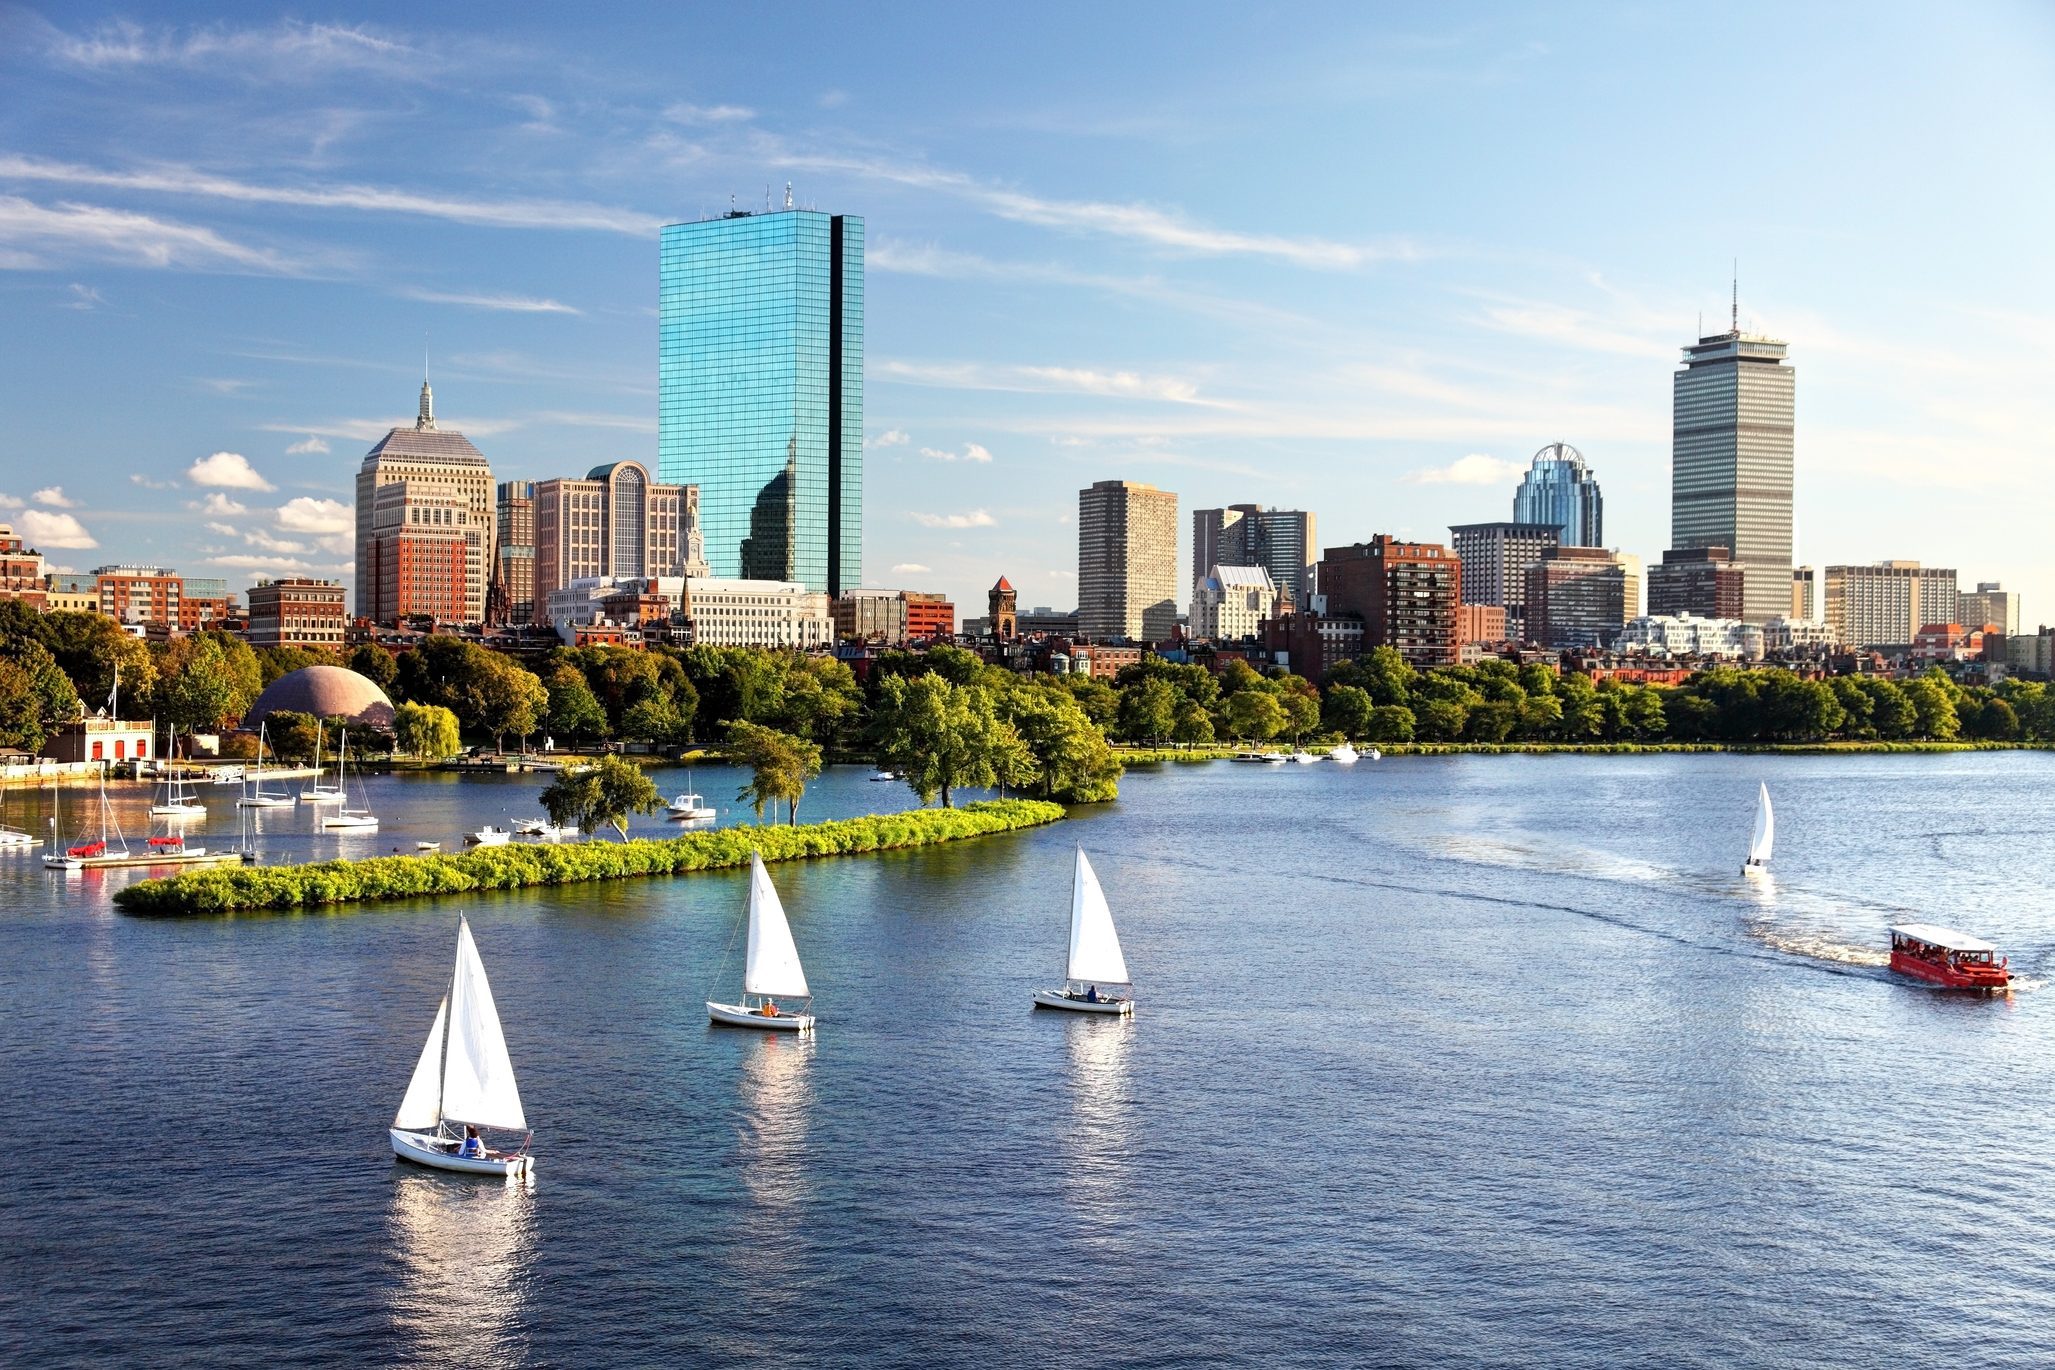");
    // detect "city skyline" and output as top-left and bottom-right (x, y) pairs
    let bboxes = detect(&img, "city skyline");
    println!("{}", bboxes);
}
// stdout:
(1, 5), (2050, 622)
